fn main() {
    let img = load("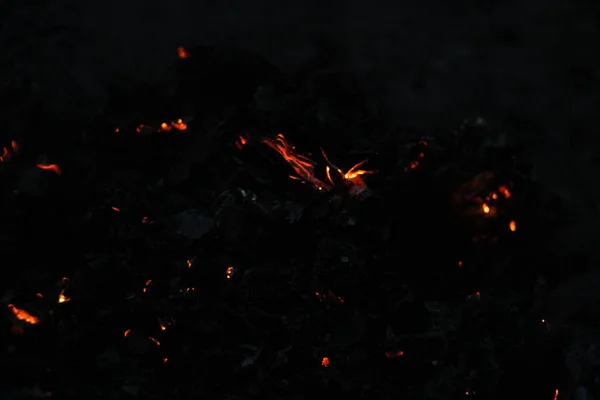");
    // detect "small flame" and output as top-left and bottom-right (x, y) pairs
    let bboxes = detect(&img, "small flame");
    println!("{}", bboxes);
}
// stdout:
(482, 203), (490, 214)
(262, 134), (329, 191)
(124, 329), (131, 337)
(509, 220), (517, 232)
(226, 266), (234, 279)
(321, 357), (330, 367)
(261, 134), (374, 195)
